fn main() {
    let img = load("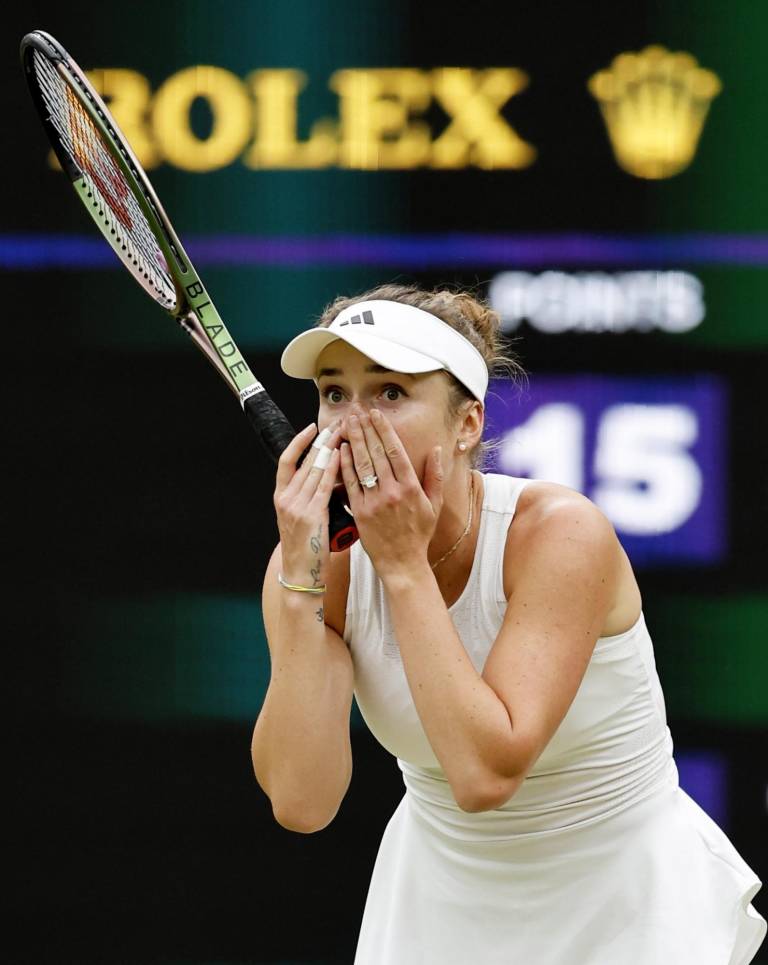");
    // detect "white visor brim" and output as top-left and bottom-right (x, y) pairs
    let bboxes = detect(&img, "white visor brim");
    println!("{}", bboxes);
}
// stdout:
(280, 299), (488, 402)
